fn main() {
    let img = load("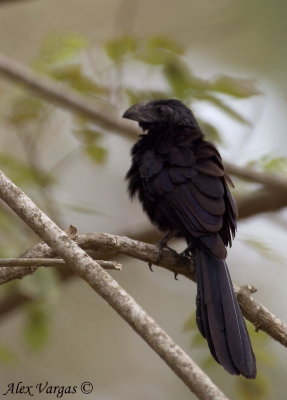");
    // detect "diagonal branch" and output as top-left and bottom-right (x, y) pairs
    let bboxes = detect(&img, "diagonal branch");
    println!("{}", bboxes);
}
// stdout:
(0, 169), (228, 400)
(0, 230), (286, 349)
